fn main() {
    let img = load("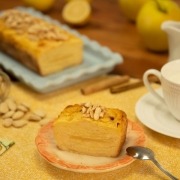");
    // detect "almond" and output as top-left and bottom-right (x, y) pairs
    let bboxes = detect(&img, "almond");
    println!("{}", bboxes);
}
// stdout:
(0, 102), (9, 114)
(12, 120), (27, 128)
(12, 111), (25, 120)
(2, 118), (13, 127)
